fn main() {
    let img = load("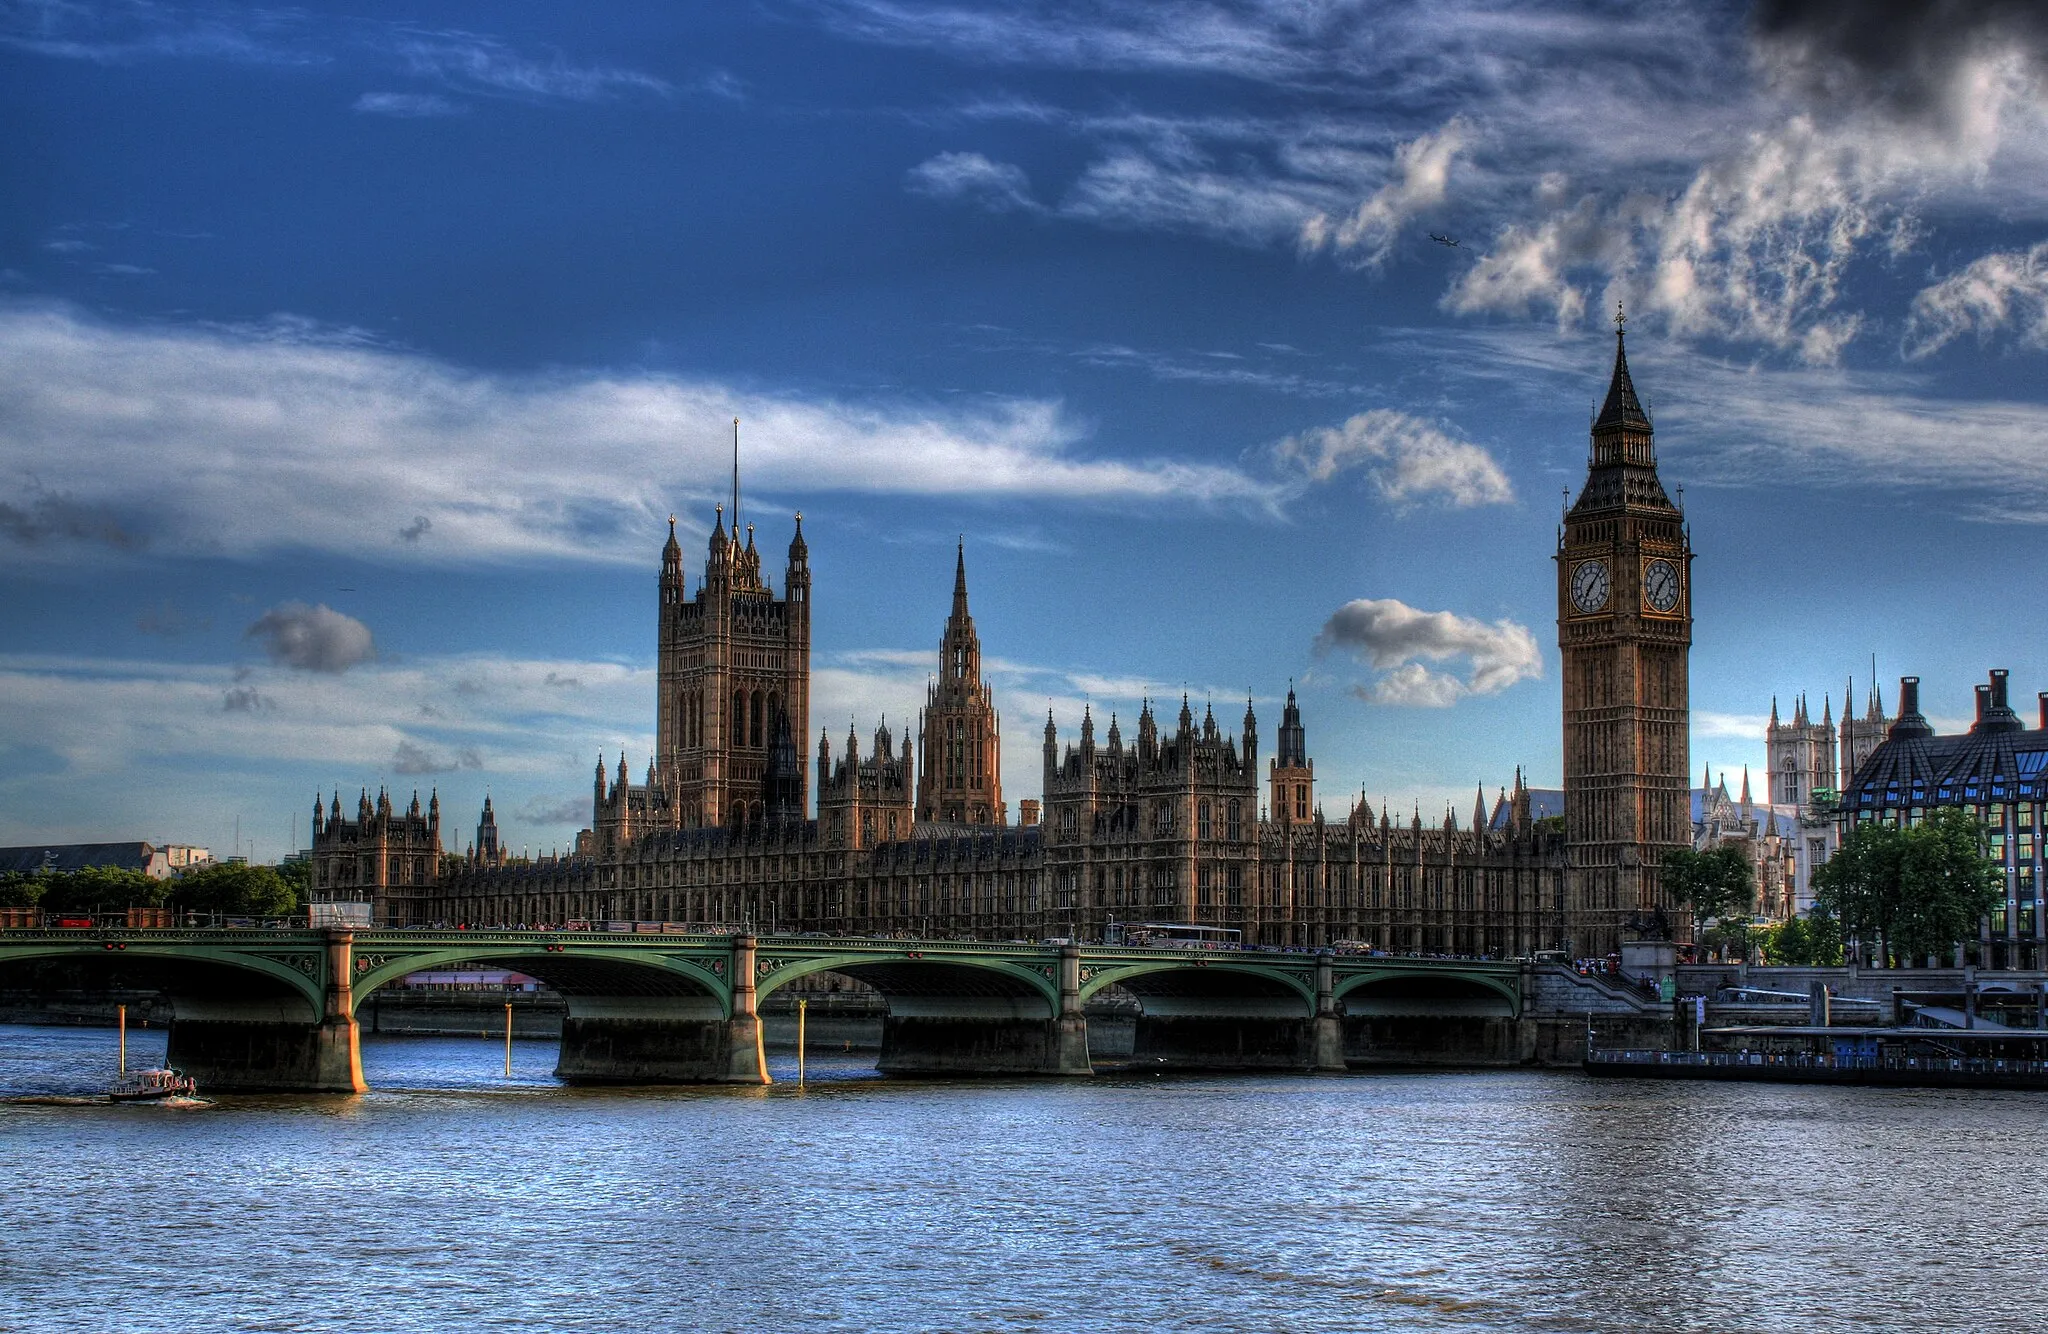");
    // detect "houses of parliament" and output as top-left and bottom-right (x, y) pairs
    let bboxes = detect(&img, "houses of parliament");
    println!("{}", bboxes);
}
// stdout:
(314, 328), (1694, 959)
